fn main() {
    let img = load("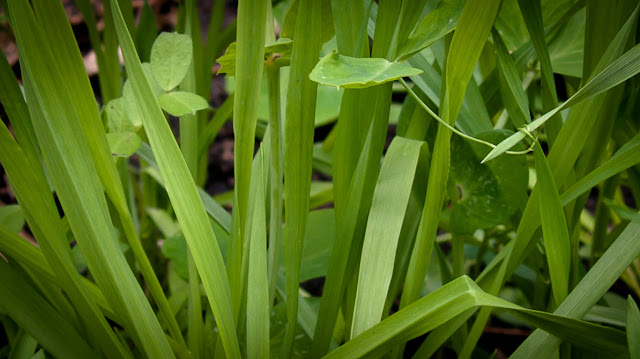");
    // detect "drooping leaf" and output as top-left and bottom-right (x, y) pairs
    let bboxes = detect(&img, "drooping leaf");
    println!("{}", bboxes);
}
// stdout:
(309, 52), (423, 89)
(158, 91), (209, 117)
(150, 32), (193, 91)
